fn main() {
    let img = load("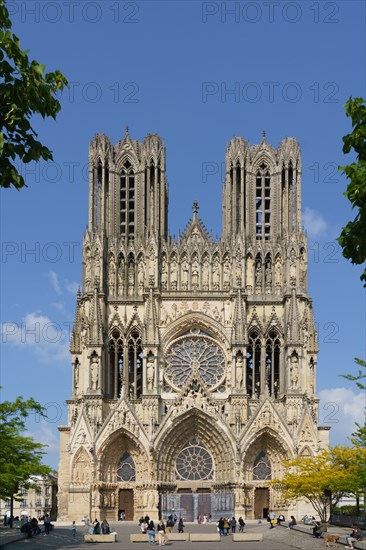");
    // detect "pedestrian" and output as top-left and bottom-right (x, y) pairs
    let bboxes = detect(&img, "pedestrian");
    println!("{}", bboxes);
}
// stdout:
(230, 517), (237, 533)
(238, 517), (245, 532)
(258, 514), (262, 524)
(269, 510), (275, 529)
(157, 519), (166, 546)
(177, 518), (184, 533)
(44, 514), (51, 535)
(71, 521), (76, 537)
(146, 520), (156, 546)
